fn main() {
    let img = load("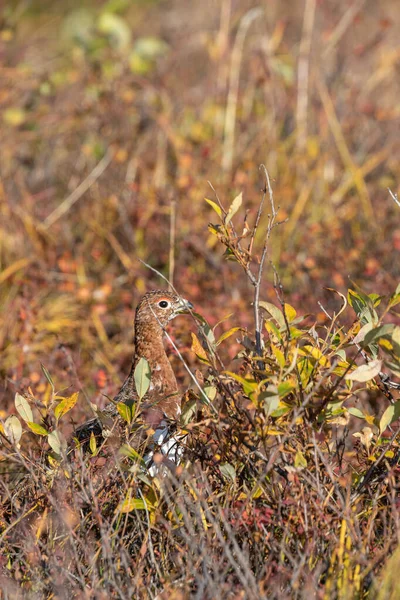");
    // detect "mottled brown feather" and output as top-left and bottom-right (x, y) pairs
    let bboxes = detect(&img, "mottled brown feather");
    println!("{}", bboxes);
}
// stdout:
(73, 290), (192, 445)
